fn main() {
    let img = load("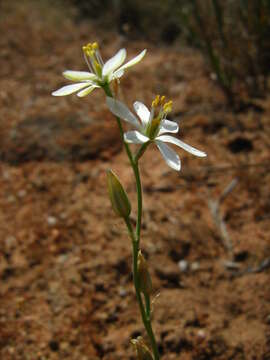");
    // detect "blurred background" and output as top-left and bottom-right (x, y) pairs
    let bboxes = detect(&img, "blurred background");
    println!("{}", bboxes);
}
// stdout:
(0, 0), (269, 359)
